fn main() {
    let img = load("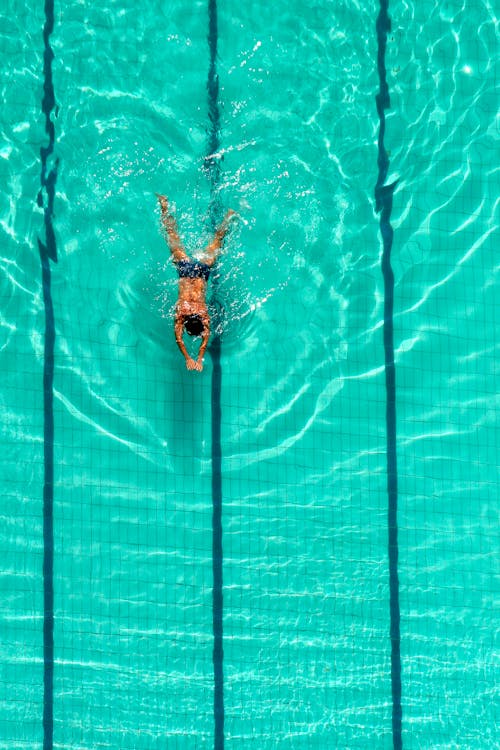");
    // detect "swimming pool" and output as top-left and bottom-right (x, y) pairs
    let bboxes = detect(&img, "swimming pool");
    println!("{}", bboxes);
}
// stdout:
(1, 0), (498, 747)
